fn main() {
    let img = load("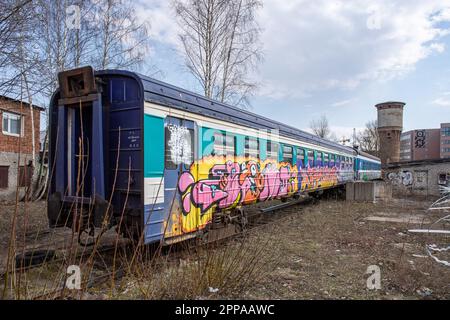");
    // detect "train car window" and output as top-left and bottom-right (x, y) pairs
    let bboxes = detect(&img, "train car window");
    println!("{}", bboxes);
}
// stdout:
(296, 148), (305, 167)
(330, 154), (335, 167)
(282, 145), (293, 164)
(317, 152), (323, 167)
(224, 134), (236, 157)
(213, 132), (224, 156)
(267, 140), (278, 160)
(323, 153), (329, 167)
(307, 150), (314, 167)
(164, 124), (194, 169)
(245, 136), (259, 159)
(213, 132), (235, 157)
